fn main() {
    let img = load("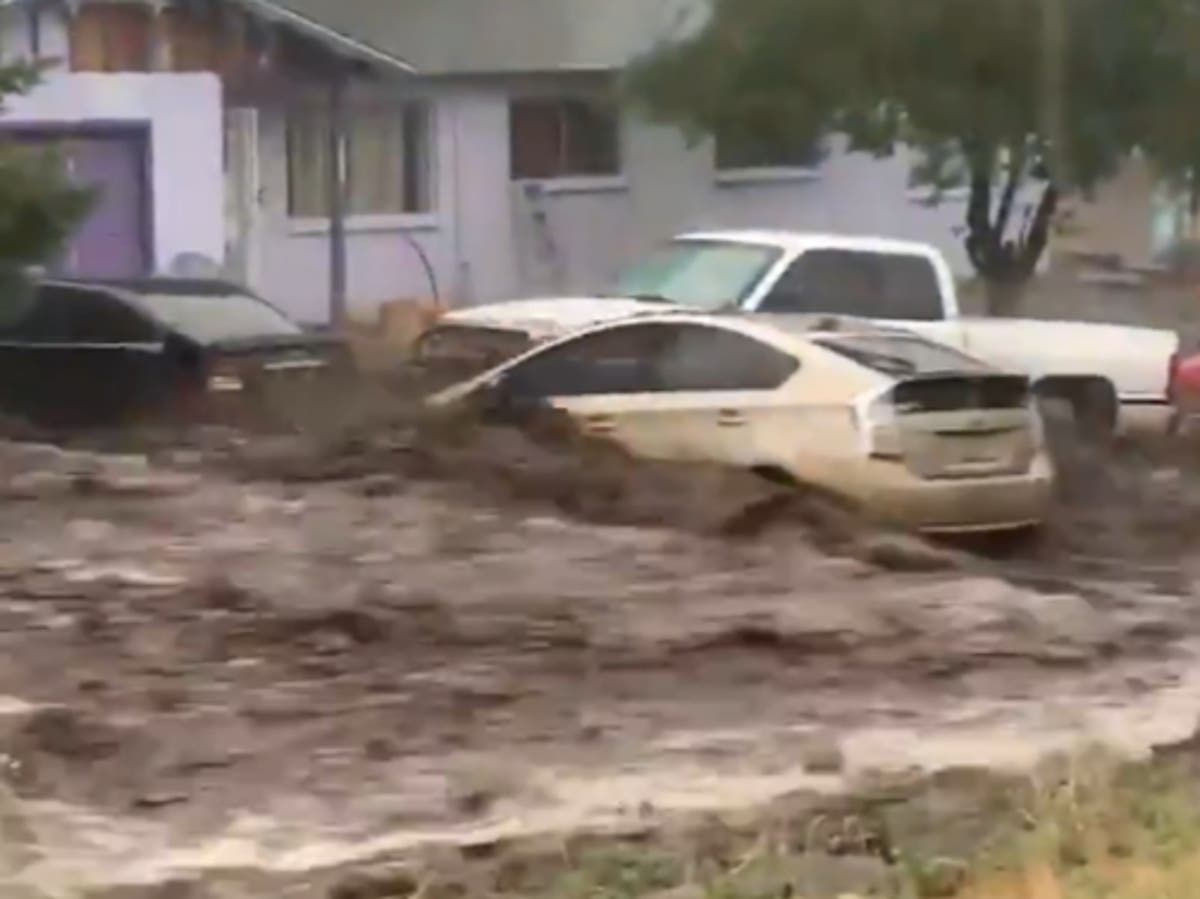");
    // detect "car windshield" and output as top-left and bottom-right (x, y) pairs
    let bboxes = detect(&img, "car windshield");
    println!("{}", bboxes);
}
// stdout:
(813, 333), (991, 377)
(606, 239), (782, 310)
(133, 291), (302, 343)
